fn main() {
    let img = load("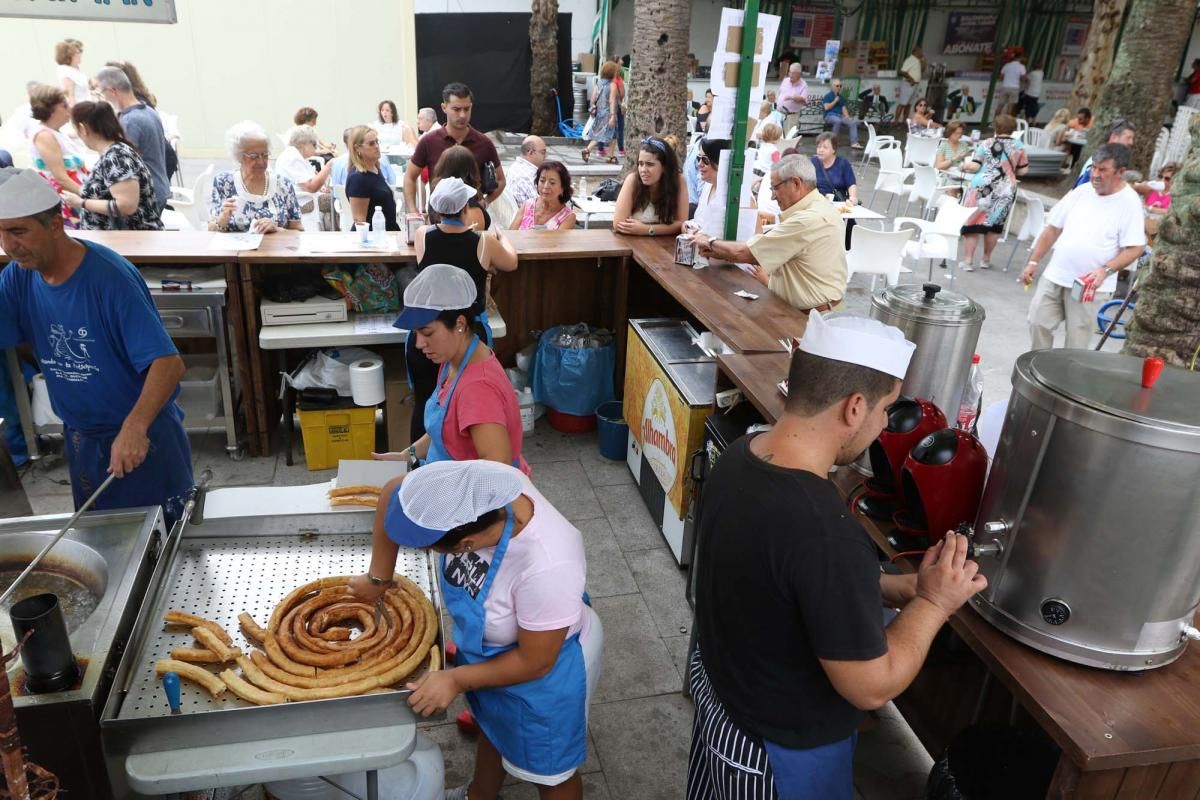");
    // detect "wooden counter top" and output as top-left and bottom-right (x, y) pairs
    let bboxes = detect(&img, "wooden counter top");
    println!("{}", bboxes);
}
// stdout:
(718, 349), (1200, 778)
(67, 230), (241, 263)
(627, 238), (806, 355)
